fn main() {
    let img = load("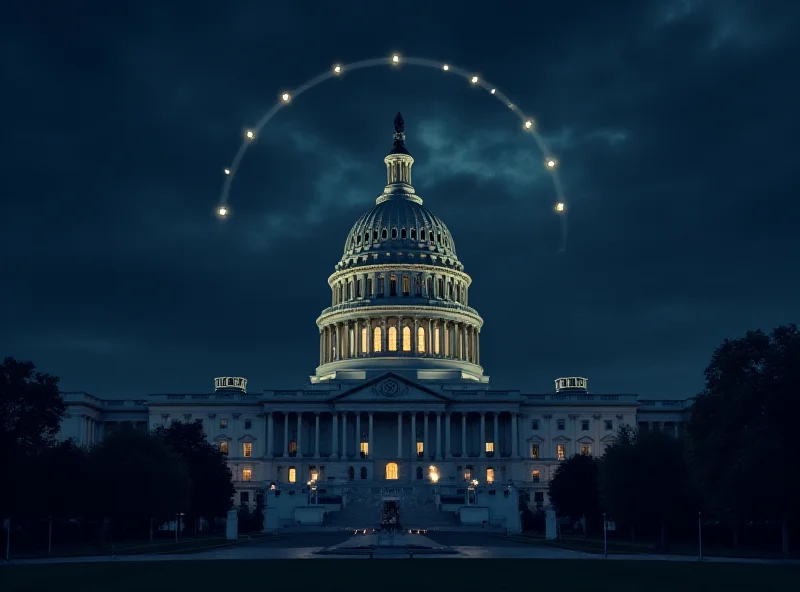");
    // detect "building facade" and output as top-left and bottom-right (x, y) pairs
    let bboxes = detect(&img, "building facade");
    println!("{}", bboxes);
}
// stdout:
(58, 114), (693, 512)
